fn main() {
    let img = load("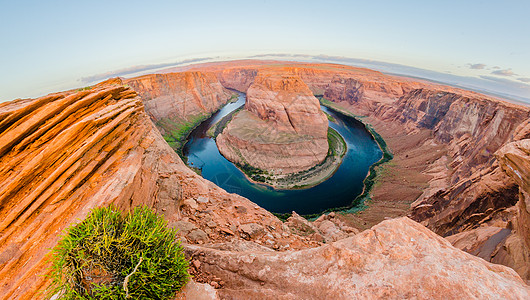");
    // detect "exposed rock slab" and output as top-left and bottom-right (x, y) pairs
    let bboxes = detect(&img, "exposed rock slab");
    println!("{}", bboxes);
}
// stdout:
(185, 217), (530, 299)
(2, 61), (530, 298)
